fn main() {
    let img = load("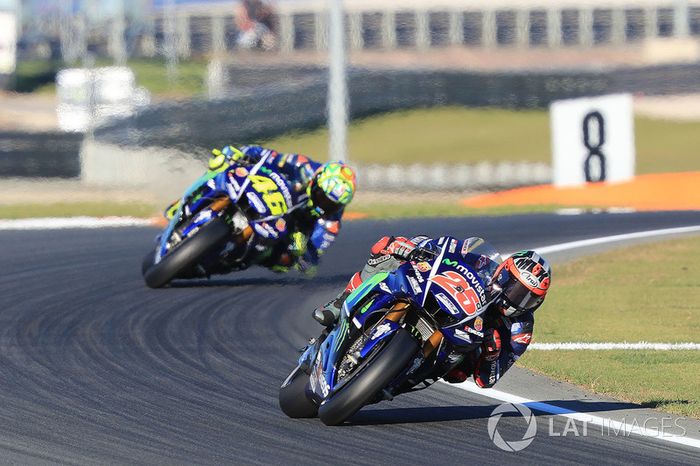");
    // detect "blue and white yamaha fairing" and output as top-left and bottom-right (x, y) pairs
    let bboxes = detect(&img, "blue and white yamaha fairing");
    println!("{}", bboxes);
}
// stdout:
(142, 154), (300, 288)
(279, 237), (502, 425)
